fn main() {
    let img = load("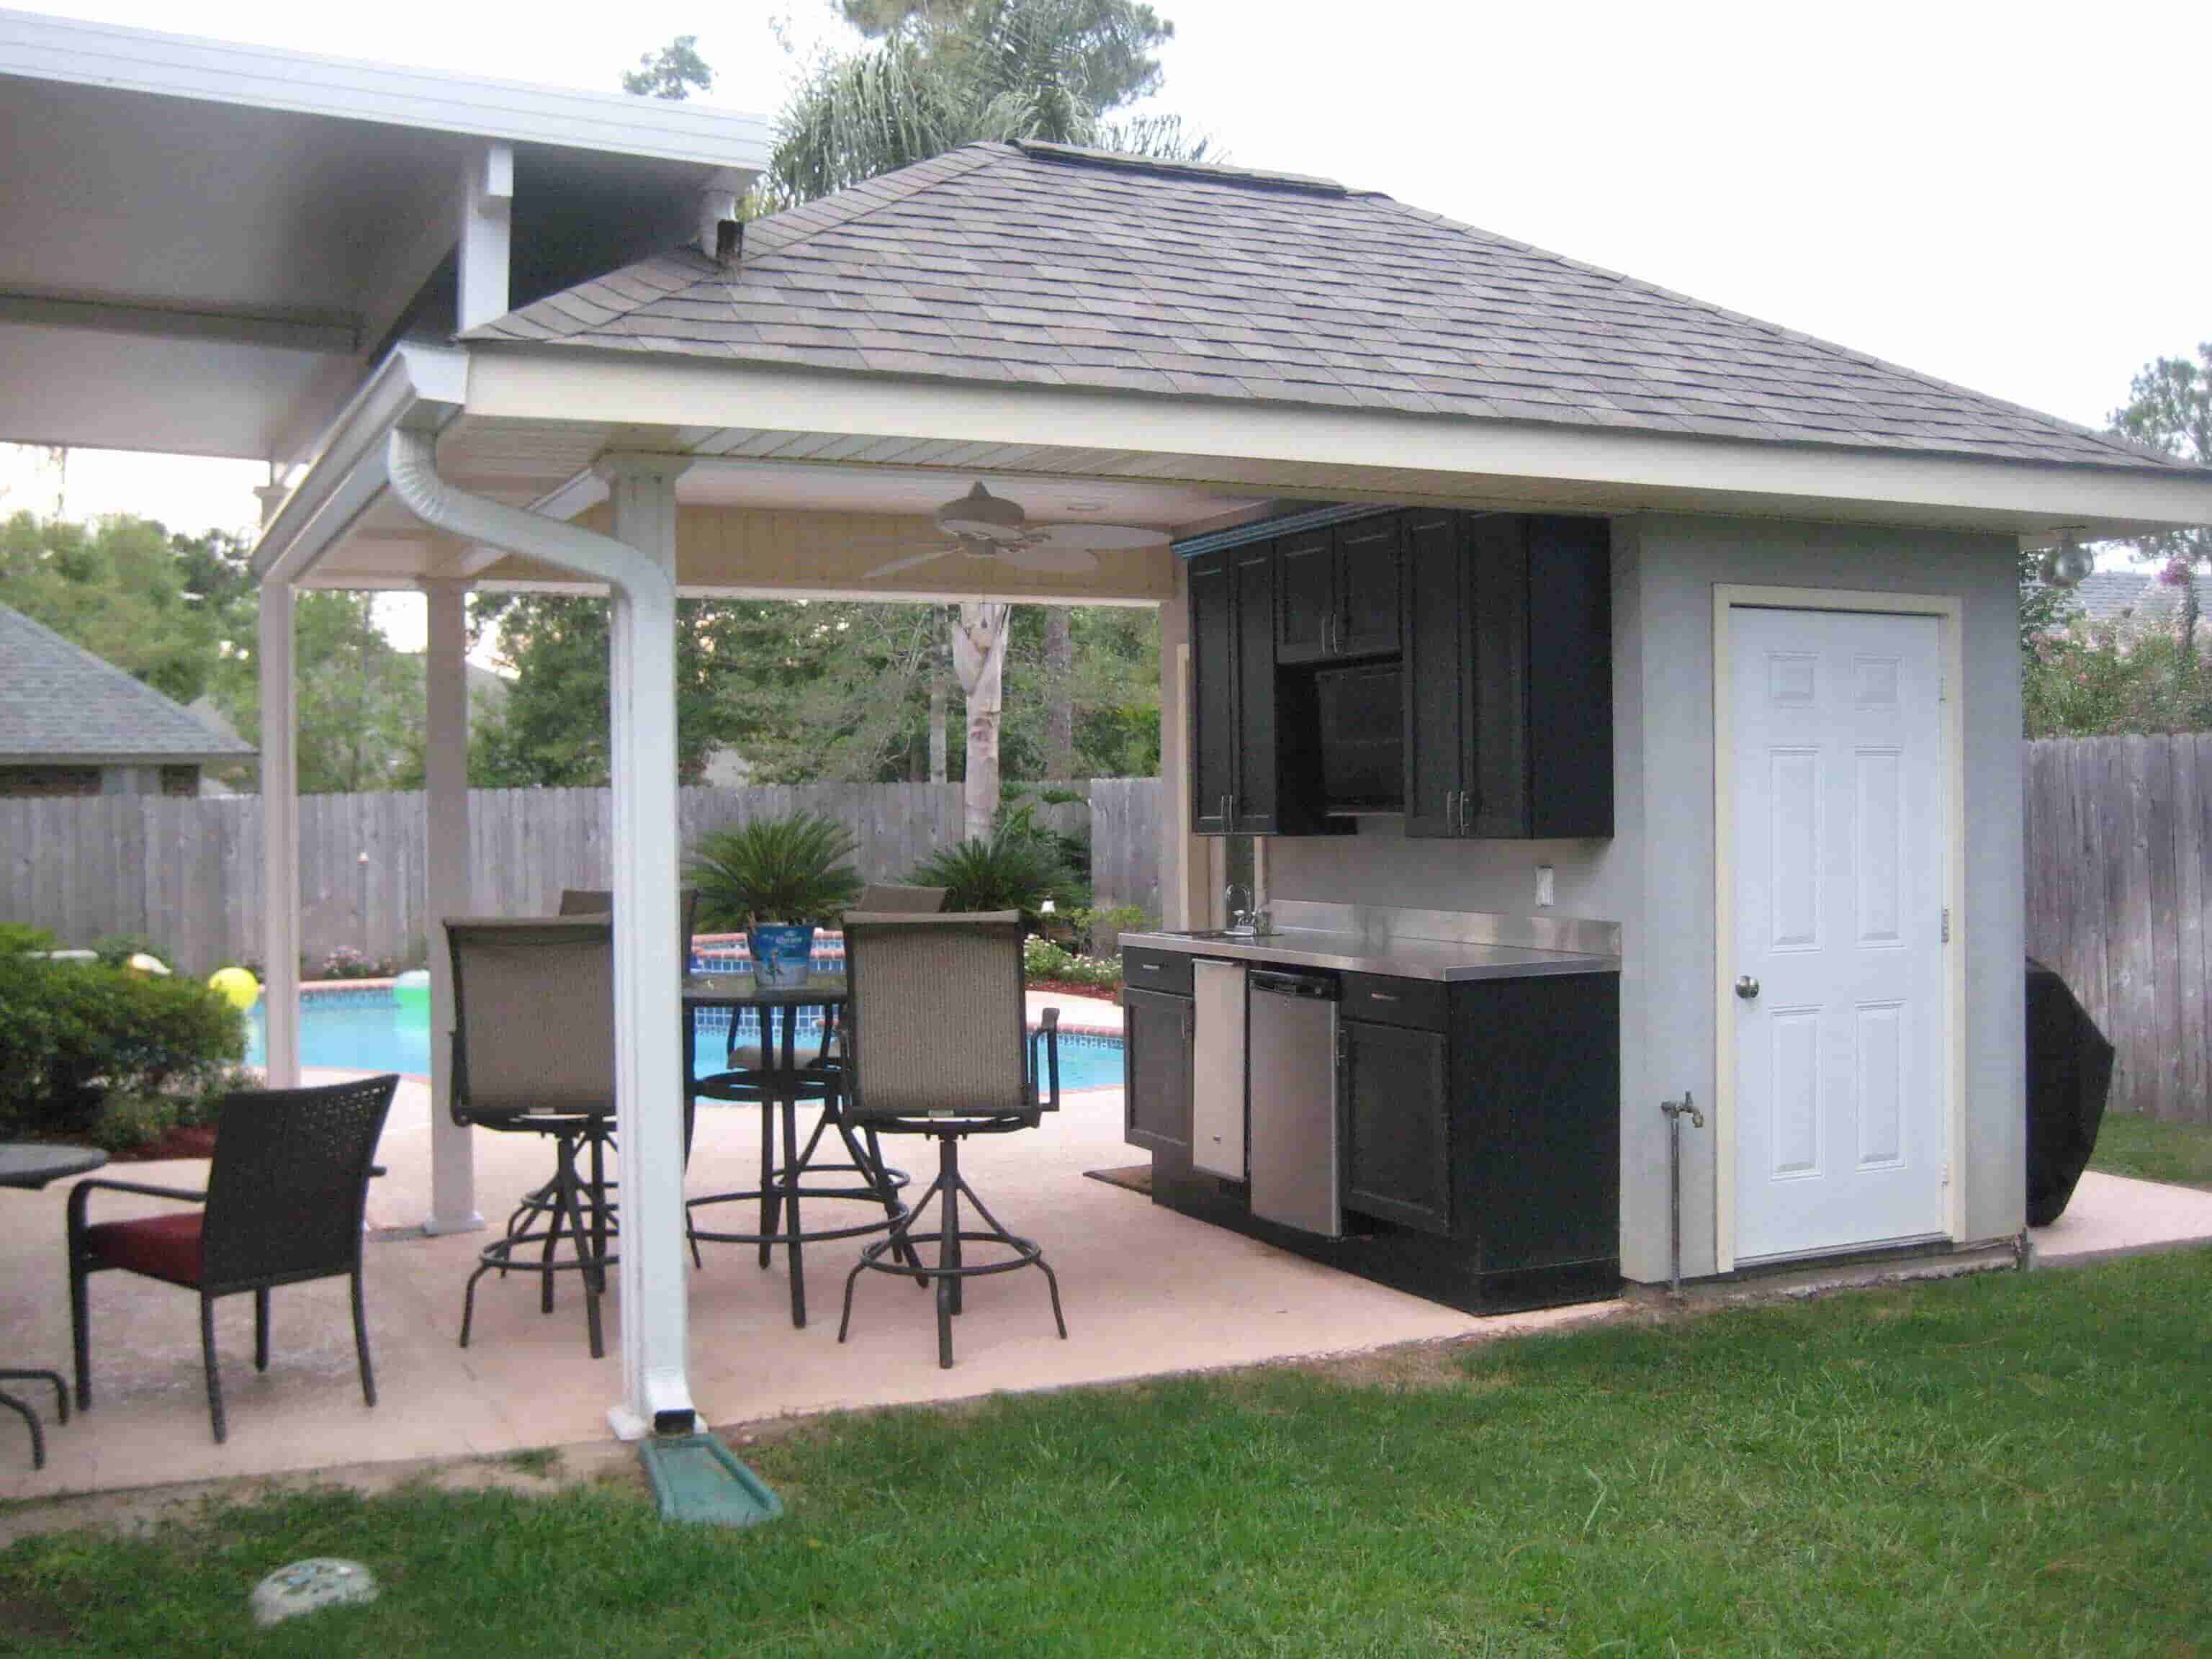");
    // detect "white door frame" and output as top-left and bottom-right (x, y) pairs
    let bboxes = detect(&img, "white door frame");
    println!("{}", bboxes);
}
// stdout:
(1712, 585), (1967, 1273)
